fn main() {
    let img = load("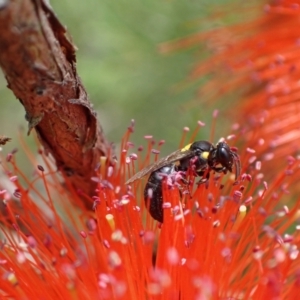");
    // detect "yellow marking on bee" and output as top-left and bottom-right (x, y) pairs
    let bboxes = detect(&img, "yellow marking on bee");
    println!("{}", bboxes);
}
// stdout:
(201, 151), (209, 159)
(181, 143), (192, 152)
